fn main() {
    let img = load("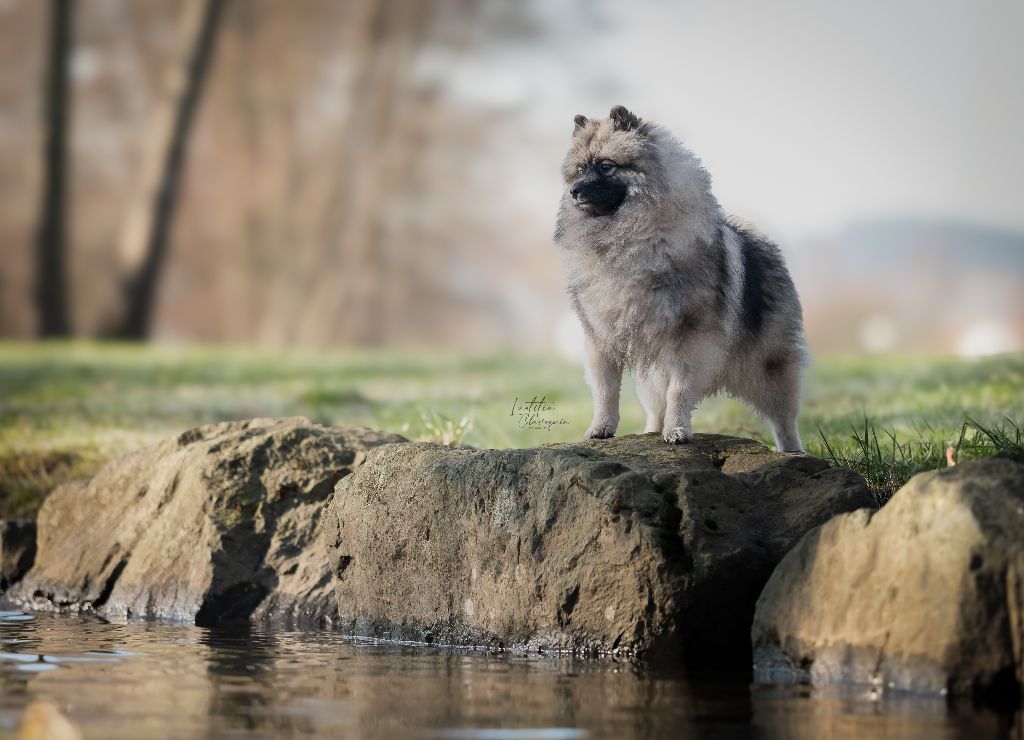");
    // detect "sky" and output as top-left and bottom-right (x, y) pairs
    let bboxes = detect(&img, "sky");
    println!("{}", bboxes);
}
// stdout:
(446, 0), (1024, 243)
